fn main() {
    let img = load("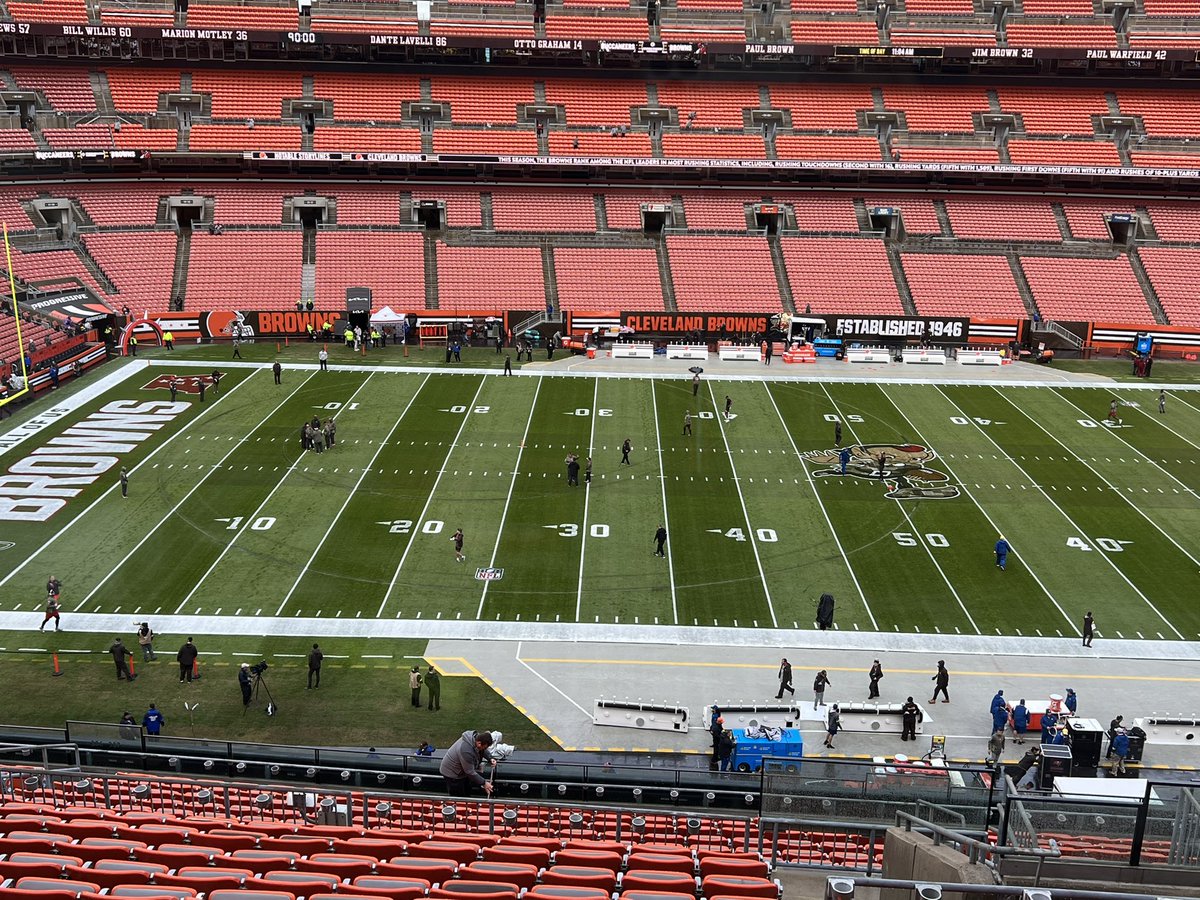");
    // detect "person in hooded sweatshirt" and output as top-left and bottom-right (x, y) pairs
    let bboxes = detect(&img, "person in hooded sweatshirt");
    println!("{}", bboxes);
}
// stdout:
(439, 729), (495, 797)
